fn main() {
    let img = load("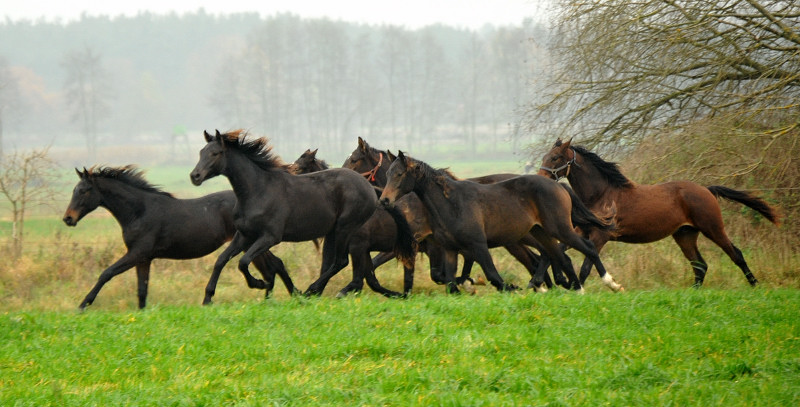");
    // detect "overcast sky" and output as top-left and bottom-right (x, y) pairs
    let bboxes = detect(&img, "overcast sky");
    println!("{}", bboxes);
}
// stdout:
(2, 0), (549, 29)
